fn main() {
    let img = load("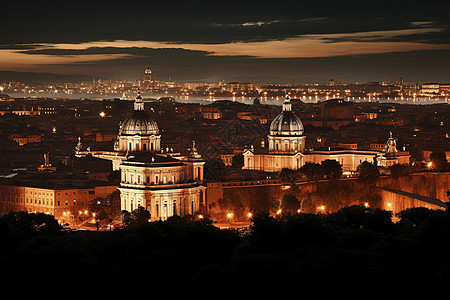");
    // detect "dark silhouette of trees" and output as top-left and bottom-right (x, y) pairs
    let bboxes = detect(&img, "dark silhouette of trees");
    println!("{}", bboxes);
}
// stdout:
(122, 206), (151, 227)
(90, 190), (121, 223)
(321, 159), (343, 180)
(389, 163), (409, 178)
(429, 151), (448, 170)
(357, 161), (380, 184)
(280, 193), (300, 214)
(299, 162), (324, 181)
(2, 206), (450, 284)
(279, 168), (298, 185)
(231, 153), (244, 168)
